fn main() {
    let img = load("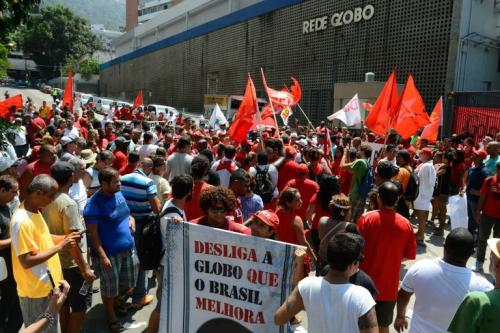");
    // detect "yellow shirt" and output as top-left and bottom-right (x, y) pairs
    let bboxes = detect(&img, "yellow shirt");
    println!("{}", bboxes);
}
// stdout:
(10, 208), (62, 298)
(39, 106), (51, 120)
(393, 166), (411, 192)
